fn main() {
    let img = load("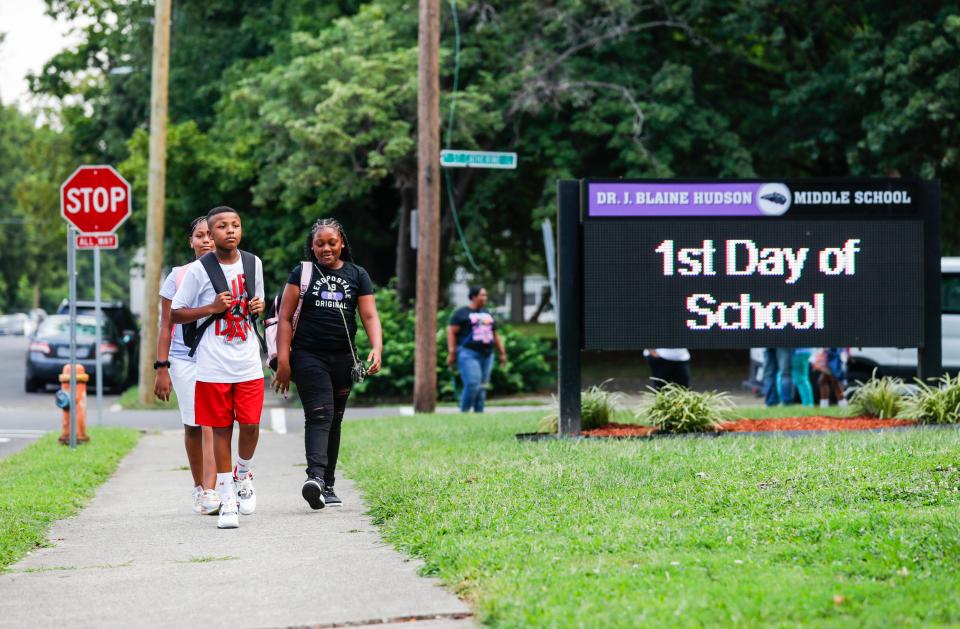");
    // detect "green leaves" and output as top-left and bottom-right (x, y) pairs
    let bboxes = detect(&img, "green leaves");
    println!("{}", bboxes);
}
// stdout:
(850, 373), (908, 419)
(13, 0), (960, 310)
(904, 374), (960, 425)
(539, 381), (621, 433)
(640, 383), (733, 434)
